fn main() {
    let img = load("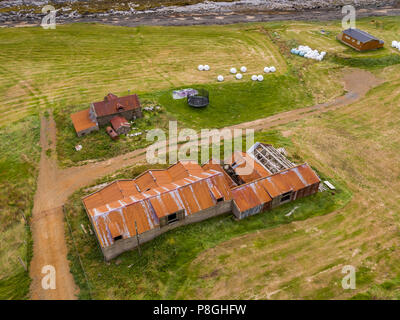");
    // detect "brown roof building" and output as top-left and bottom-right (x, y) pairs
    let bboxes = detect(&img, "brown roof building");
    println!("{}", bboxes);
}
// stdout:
(82, 144), (321, 261)
(110, 116), (131, 135)
(70, 93), (142, 137)
(91, 93), (142, 126)
(337, 28), (384, 51)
